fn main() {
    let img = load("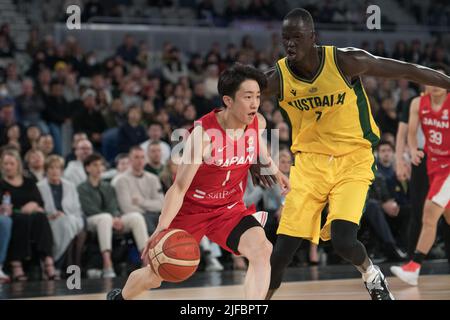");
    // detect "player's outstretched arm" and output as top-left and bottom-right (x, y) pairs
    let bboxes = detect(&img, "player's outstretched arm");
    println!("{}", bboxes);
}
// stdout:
(337, 48), (450, 89)
(141, 126), (208, 260)
(406, 97), (424, 166)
